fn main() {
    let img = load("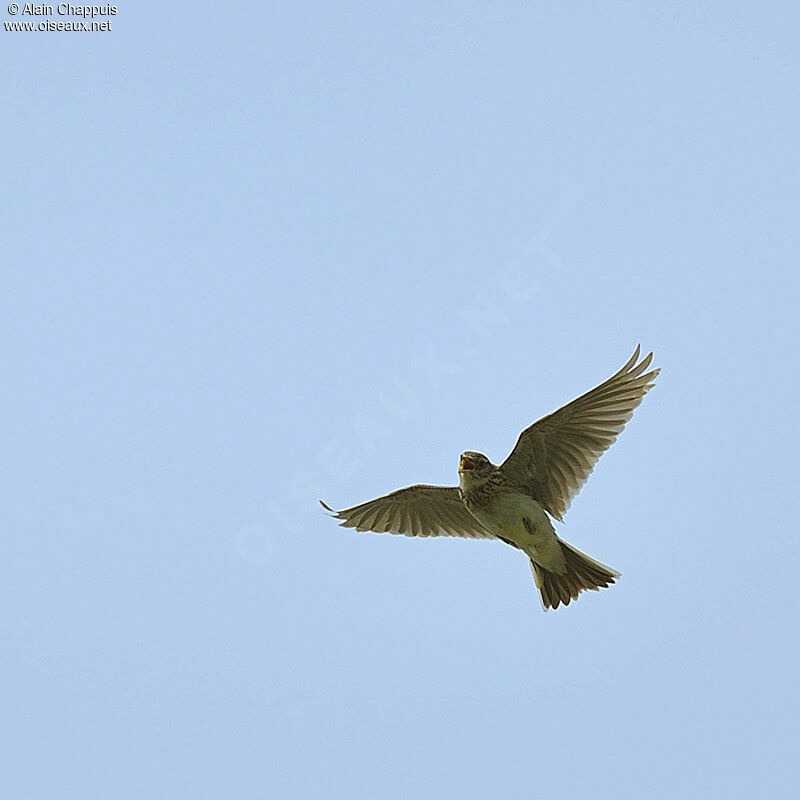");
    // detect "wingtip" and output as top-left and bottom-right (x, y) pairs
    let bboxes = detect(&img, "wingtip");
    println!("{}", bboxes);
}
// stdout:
(319, 499), (335, 513)
(626, 344), (659, 375)
(617, 345), (641, 375)
(634, 344), (658, 363)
